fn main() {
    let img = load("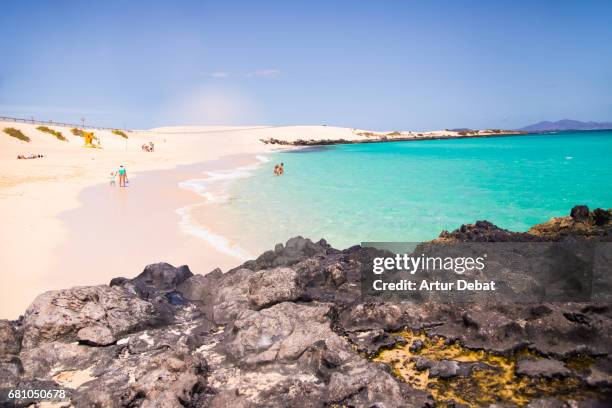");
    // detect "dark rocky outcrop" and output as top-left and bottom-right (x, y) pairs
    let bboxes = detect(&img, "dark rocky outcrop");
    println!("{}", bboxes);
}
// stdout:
(238, 236), (332, 271)
(259, 129), (527, 147)
(247, 267), (305, 309)
(0, 320), (22, 388)
(20, 285), (164, 349)
(593, 208), (611, 226)
(438, 220), (542, 242)
(571, 205), (591, 223)
(529, 206), (612, 241)
(0, 208), (611, 407)
(516, 358), (571, 378)
(110, 262), (193, 299)
(436, 206), (612, 243)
